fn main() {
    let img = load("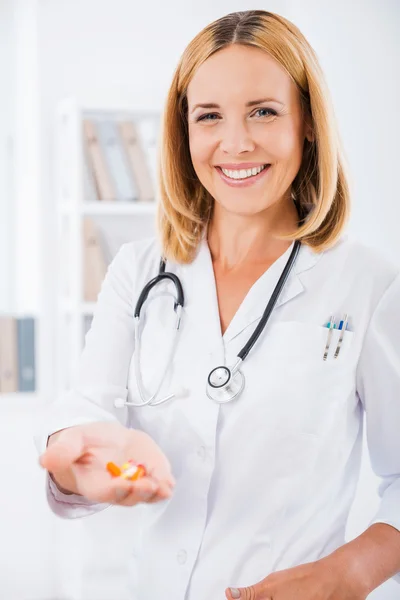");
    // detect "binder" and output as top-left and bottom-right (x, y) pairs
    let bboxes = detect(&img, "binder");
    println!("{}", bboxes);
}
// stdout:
(17, 317), (36, 392)
(83, 217), (107, 302)
(83, 142), (98, 203)
(82, 119), (116, 201)
(96, 120), (138, 202)
(83, 315), (93, 340)
(0, 316), (18, 393)
(118, 120), (154, 202)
